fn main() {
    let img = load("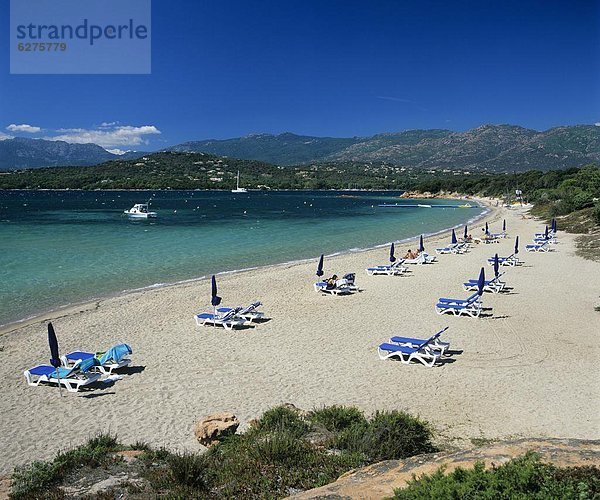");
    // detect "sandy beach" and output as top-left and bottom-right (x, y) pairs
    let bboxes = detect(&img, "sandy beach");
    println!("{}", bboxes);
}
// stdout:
(1, 200), (599, 475)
